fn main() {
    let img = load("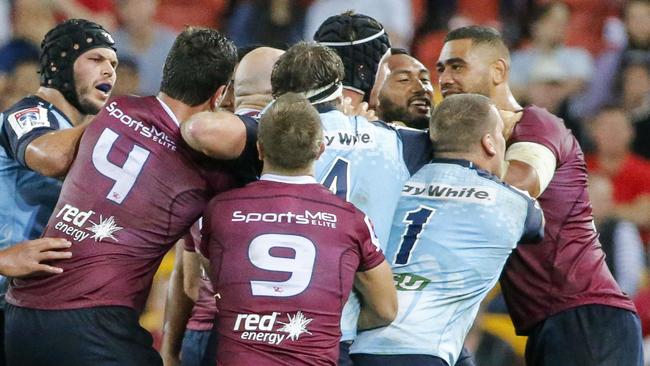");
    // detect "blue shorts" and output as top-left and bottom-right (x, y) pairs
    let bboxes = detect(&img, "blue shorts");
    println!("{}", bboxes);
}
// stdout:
(351, 353), (448, 366)
(181, 329), (215, 366)
(455, 347), (476, 366)
(339, 341), (353, 366)
(525, 304), (643, 366)
(5, 304), (161, 366)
